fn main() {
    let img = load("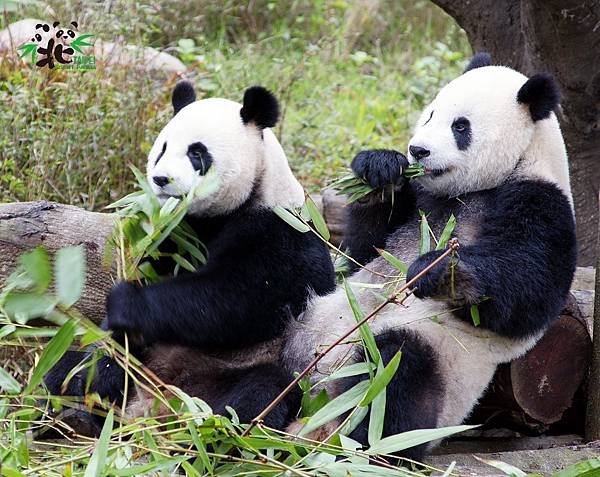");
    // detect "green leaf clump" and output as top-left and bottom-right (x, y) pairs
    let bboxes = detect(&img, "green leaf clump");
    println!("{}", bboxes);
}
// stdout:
(330, 163), (426, 204)
(106, 165), (218, 282)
